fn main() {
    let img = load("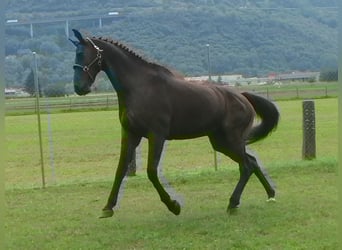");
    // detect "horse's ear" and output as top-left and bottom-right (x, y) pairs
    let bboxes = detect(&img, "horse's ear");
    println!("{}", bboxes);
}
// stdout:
(69, 38), (79, 47)
(72, 29), (86, 44)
